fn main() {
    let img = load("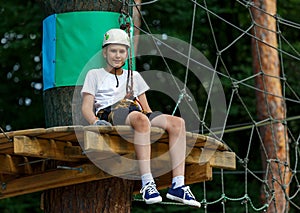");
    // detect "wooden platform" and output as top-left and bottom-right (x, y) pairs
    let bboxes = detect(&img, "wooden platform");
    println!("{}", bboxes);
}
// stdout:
(0, 125), (235, 199)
